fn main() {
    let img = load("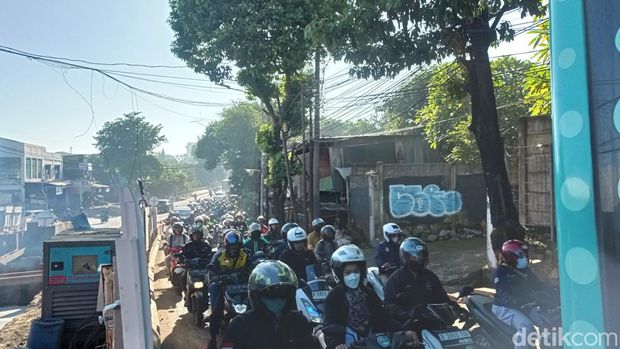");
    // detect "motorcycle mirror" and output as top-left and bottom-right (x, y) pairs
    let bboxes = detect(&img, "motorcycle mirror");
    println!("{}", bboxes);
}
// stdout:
(458, 286), (474, 298)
